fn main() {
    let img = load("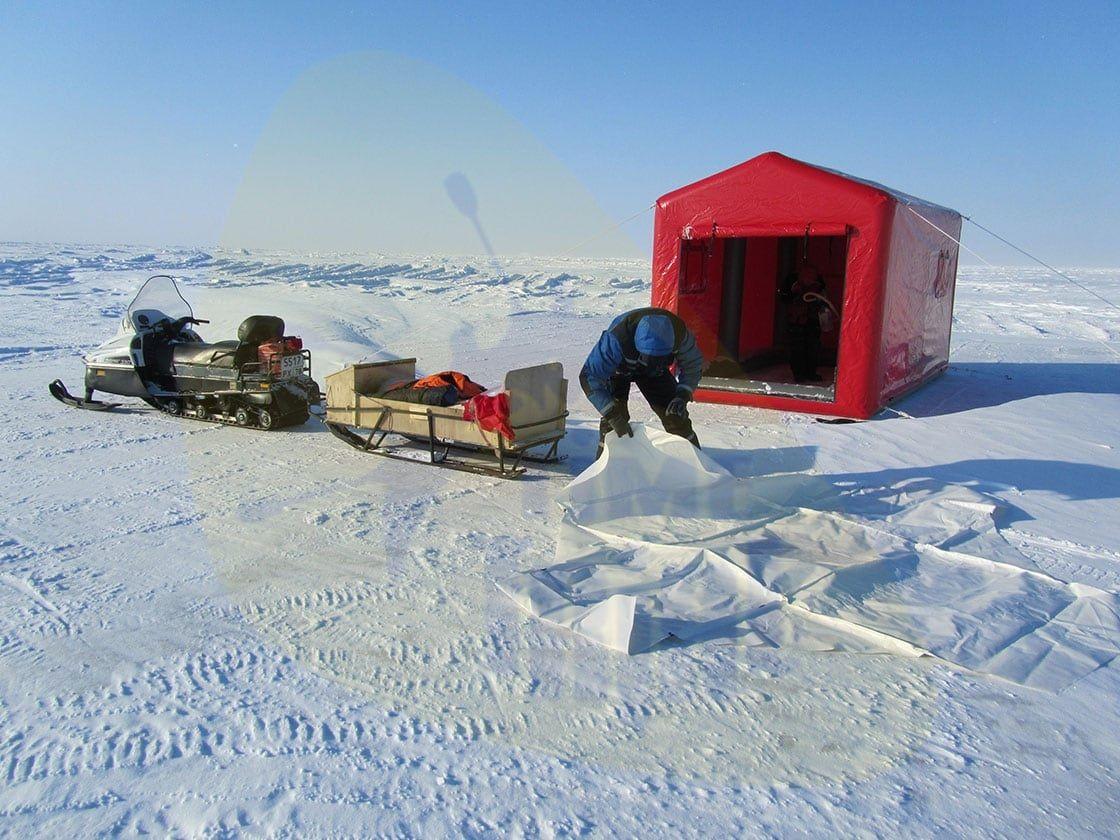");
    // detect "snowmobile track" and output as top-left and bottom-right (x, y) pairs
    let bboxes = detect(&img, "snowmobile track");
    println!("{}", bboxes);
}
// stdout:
(50, 379), (312, 432)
